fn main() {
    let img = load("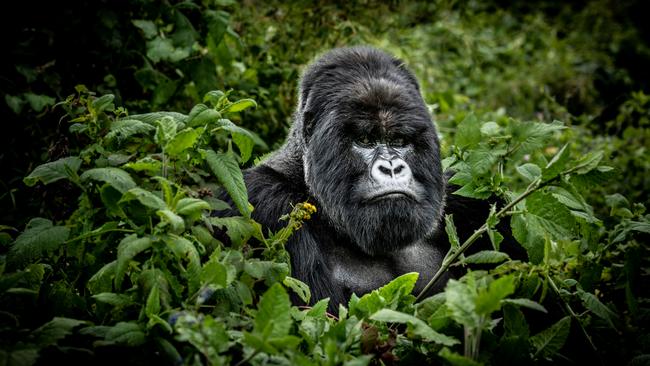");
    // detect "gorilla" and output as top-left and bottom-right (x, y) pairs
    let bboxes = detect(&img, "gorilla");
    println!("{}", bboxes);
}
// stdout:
(237, 46), (494, 309)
